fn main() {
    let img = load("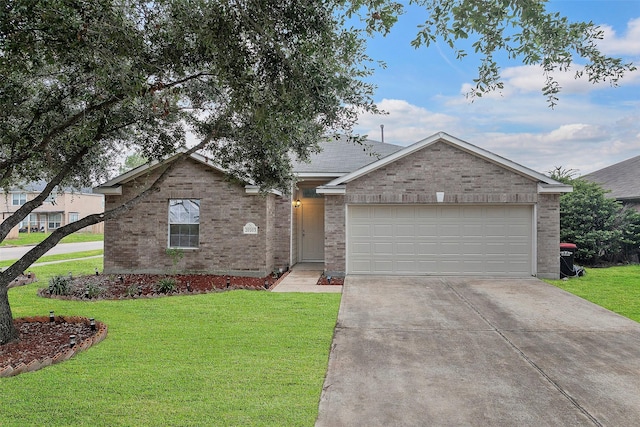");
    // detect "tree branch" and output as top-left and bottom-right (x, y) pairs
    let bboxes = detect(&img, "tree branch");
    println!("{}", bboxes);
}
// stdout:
(0, 145), (93, 242)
